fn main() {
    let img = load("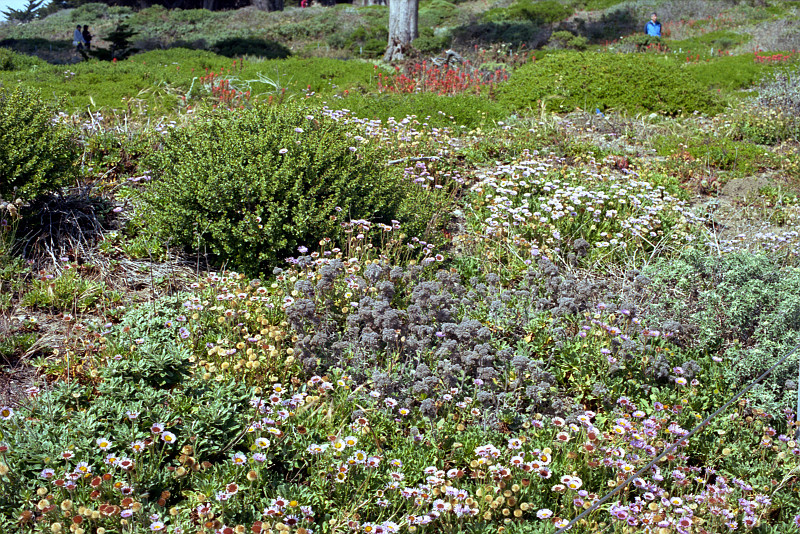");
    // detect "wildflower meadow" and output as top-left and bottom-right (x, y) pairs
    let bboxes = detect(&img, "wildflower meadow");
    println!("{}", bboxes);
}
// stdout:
(3, 1), (800, 533)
